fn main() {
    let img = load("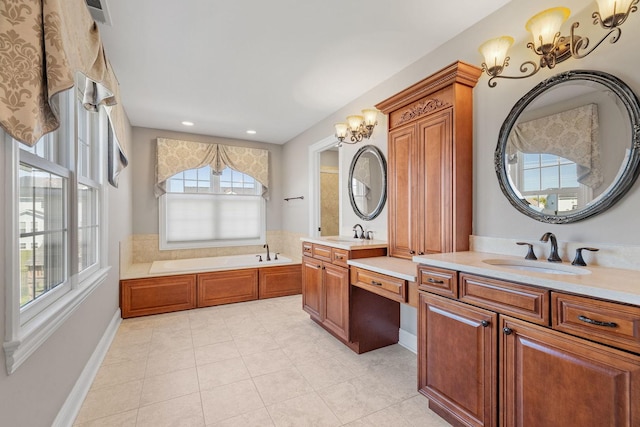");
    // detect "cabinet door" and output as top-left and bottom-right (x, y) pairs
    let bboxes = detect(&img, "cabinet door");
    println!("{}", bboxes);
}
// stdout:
(302, 258), (323, 321)
(416, 110), (452, 255)
(388, 124), (416, 259)
(501, 315), (640, 427)
(258, 264), (302, 299)
(197, 269), (258, 307)
(120, 274), (197, 318)
(322, 262), (350, 341)
(419, 292), (497, 427)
